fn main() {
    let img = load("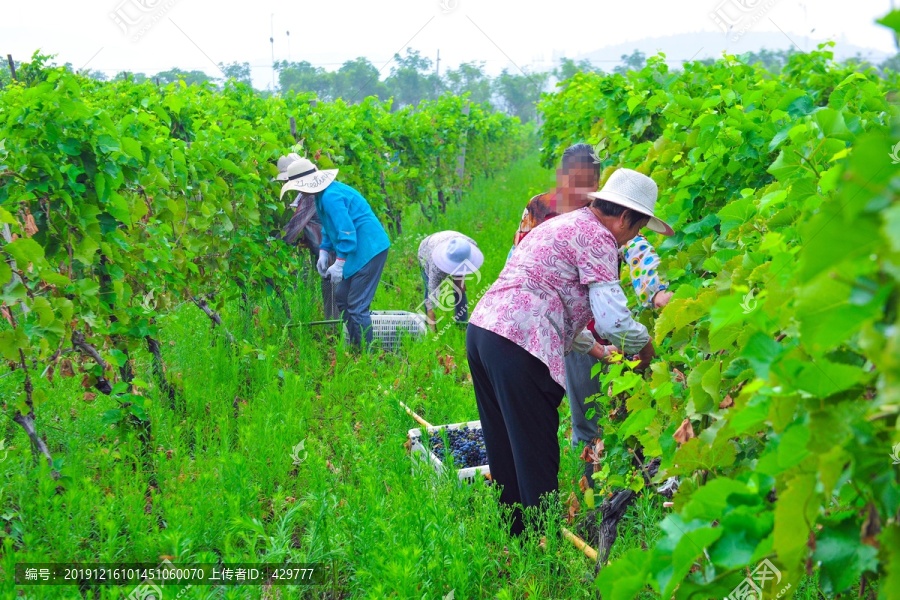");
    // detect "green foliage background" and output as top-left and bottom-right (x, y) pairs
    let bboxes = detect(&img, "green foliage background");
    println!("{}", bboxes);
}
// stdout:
(538, 37), (900, 599)
(2, 19), (900, 599)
